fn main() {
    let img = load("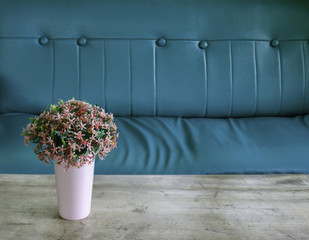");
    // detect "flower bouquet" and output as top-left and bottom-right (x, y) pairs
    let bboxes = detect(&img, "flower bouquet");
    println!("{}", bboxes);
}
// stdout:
(22, 98), (118, 169)
(22, 98), (119, 220)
